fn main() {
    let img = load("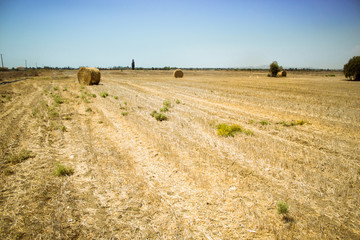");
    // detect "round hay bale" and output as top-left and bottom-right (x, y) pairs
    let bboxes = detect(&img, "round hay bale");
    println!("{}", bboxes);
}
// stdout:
(173, 69), (184, 78)
(77, 67), (101, 85)
(277, 71), (287, 77)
